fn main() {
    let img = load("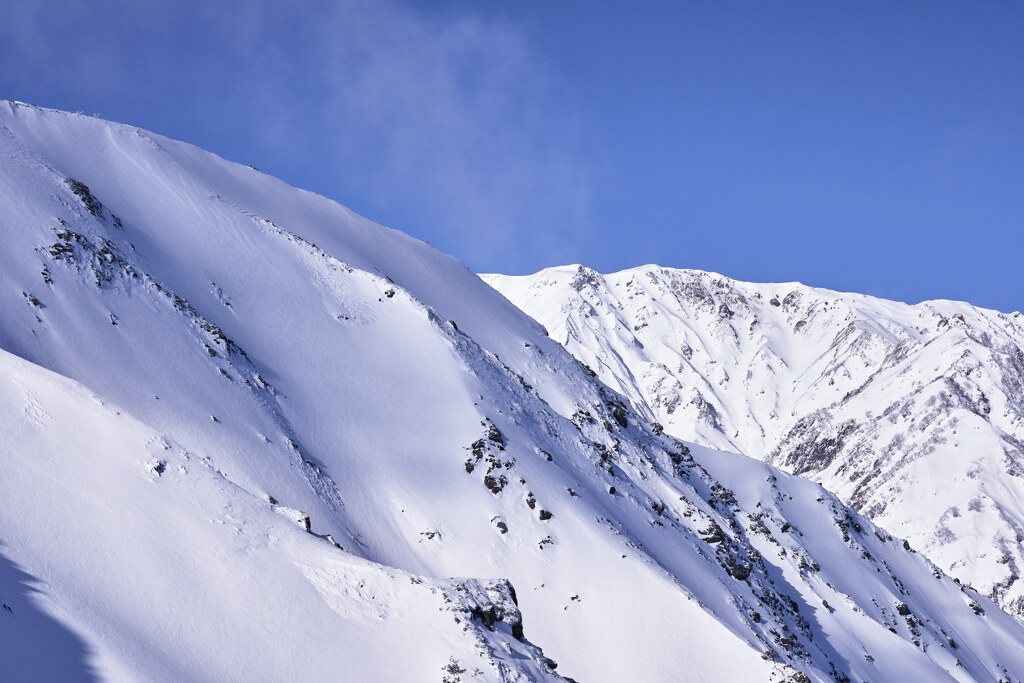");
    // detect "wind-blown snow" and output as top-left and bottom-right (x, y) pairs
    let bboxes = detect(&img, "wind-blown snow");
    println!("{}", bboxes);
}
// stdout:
(3, 102), (1024, 681)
